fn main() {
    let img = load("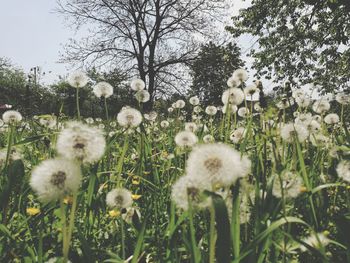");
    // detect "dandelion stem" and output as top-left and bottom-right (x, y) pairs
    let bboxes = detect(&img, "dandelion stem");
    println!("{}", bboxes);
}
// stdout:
(104, 97), (109, 120)
(76, 87), (81, 120)
(120, 217), (126, 259)
(209, 205), (216, 263)
(60, 198), (68, 263)
(65, 192), (78, 261)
